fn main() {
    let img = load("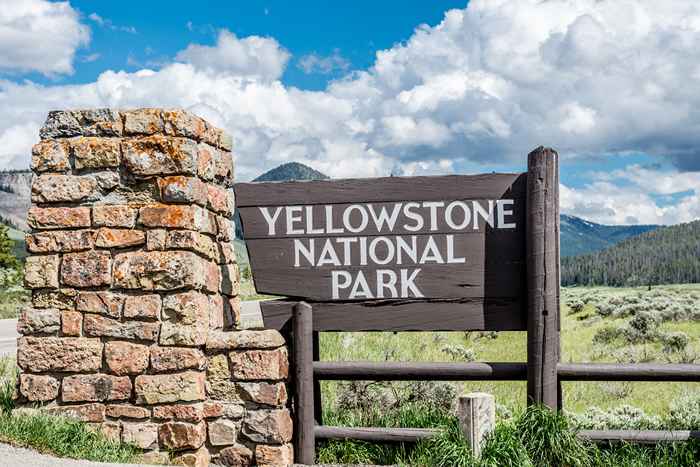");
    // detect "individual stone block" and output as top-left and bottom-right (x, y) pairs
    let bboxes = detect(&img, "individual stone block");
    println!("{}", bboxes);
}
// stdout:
(24, 255), (60, 289)
(172, 447), (210, 467)
(216, 215), (235, 241)
(106, 404), (150, 419)
(159, 323), (207, 347)
(166, 230), (217, 260)
(135, 371), (206, 405)
(225, 296), (242, 329)
(208, 419), (237, 446)
(27, 207), (92, 230)
(33, 288), (77, 310)
(121, 422), (158, 449)
(31, 174), (98, 203)
(46, 403), (106, 422)
(40, 109), (122, 139)
(17, 307), (60, 335)
(209, 295), (224, 330)
(237, 382), (287, 407)
(92, 205), (137, 228)
(138, 204), (216, 234)
(158, 421), (207, 451)
(122, 136), (198, 176)
(206, 330), (285, 350)
(204, 261), (222, 294)
(162, 109), (207, 141)
(105, 341), (150, 375)
(218, 242), (237, 265)
(141, 451), (170, 465)
(146, 229), (167, 251)
(206, 354), (231, 381)
(17, 337), (102, 372)
(26, 230), (95, 253)
(196, 143), (217, 181)
(152, 403), (204, 422)
(159, 176), (208, 205)
(150, 347), (206, 372)
(93, 421), (121, 442)
(62, 374), (132, 402)
(123, 294), (161, 320)
(95, 228), (145, 248)
(72, 137), (120, 169)
(220, 263), (240, 296)
(202, 401), (225, 419)
(207, 184), (234, 216)
(218, 445), (253, 467)
(61, 310), (82, 336)
(61, 251), (112, 288)
(112, 250), (210, 291)
(216, 151), (234, 182)
(242, 409), (293, 444)
(76, 291), (123, 318)
(162, 291), (209, 325)
(19, 374), (60, 401)
(256, 444), (294, 467)
(122, 108), (165, 135)
(229, 348), (289, 380)
(84, 315), (159, 341)
(31, 140), (70, 173)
